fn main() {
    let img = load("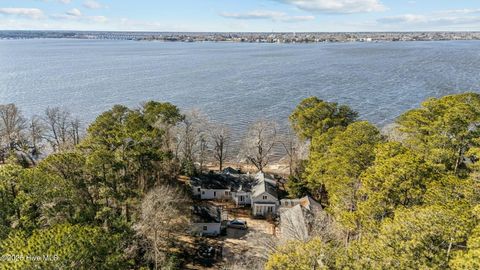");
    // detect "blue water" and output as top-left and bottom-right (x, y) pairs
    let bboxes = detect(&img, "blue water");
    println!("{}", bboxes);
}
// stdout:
(1, 39), (479, 136)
